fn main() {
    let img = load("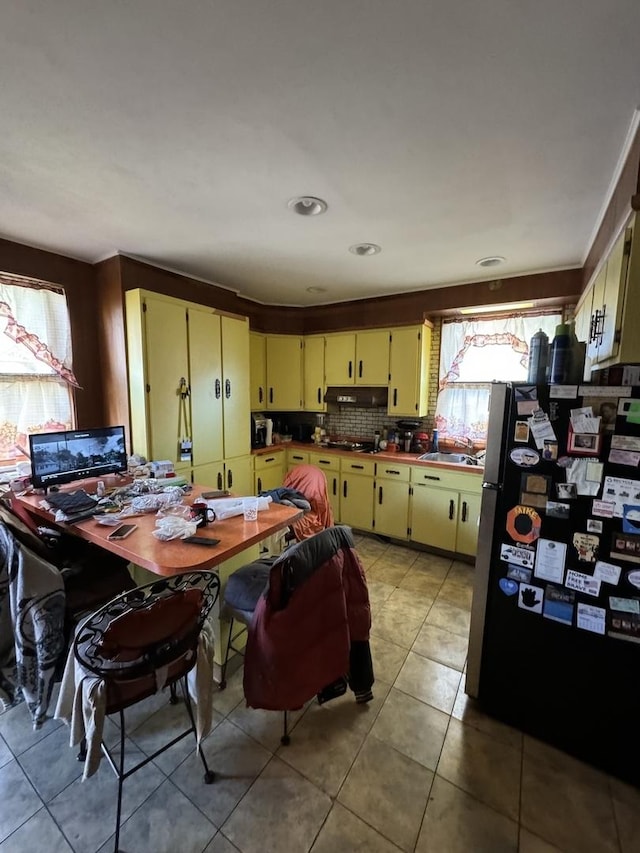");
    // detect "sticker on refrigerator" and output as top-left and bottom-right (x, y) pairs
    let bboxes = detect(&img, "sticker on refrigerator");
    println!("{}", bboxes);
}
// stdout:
(518, 583), (544, 615)
(520, 473), (551, 509)
(611, 435), (640, 453)
(592, 499), (615, 518)
(509, 447), (540, 467)
(566, 459), (601, 497)
(617, 399), (640, 424)
(543, 586), (575, 626)
(609, 449), (640, 467)
(528, 412), (557, 451)
(546, 501), (570, 519)
(593, 560), (621, 585)
(542, 440), (558, 461)
(626, 570), (640, 589)
(622, 505), (640, 535)
(500, 544), (535, 568)
(506, 505), (542, 544)
(499, 578), (519, 597)
(609, 597), (640, 613)
(576, 603), (606, 635)
(507, 563), (533, 583)
(608, 611), (640, 643)
(572, 532), (599, 563)
(586, 519), (603, 534)
(556, 482), (577, 500)
(611, 533), (640, 564)
(514, 421), (530, 443)
(565, 569), (601, 597)
(549, 385), (578, 399)
(602, 477), (640, 517)
(534, 538), (567, 583)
